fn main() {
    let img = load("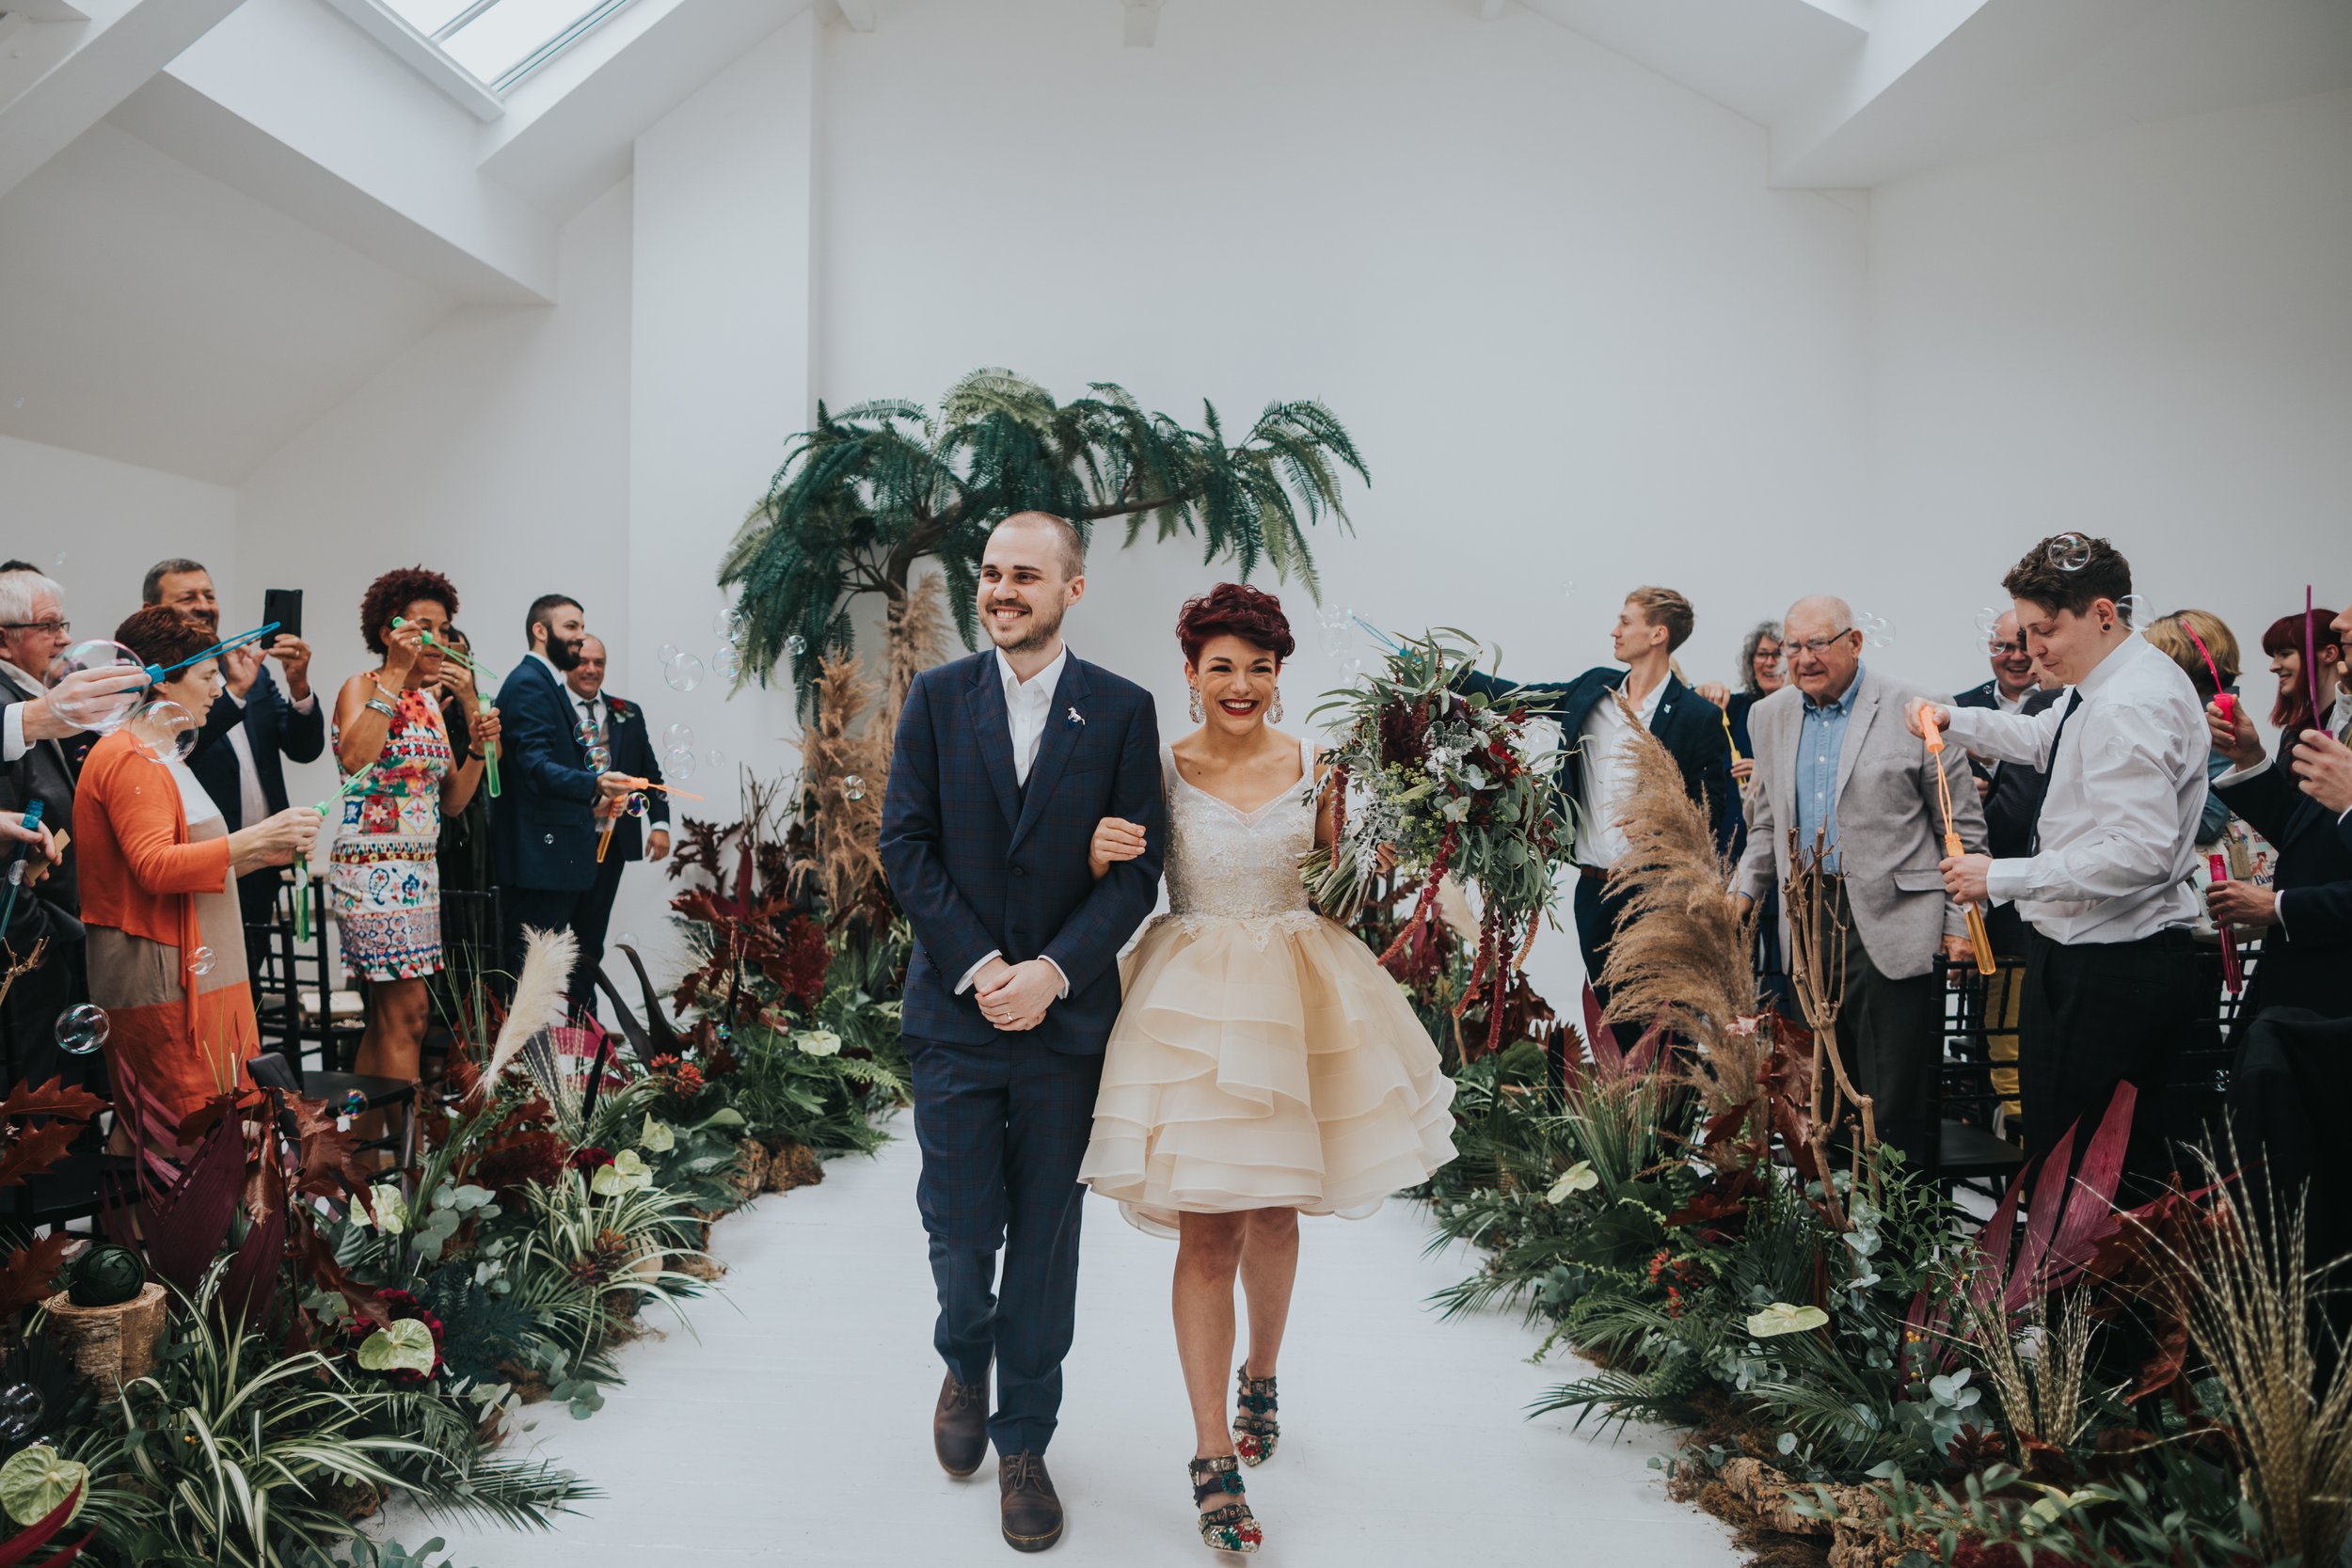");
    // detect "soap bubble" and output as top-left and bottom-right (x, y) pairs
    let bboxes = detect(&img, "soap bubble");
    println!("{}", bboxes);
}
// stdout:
(664, 722), (693, 752)
(785, 634), (806, 658)
(2116, 594), (2151, 626)
(56, 1004), (110, 1055)
(128, 699), (197, 763)
(2048, 532), (2092, 572)
(615, 932), (639, 951)
(664, 654), (705, 693)
(0, 1384), (44, 1438)
(49, 551), (67, 570)
(187, 945), (216, 978)
(1856, 611), (1898, 649)
(843, 773), (866, 801)
(713, 609), (737, 638)
(44, 641), (148, 734)
(707, 749), (727, 772)
(711, 645), (740, 681)
(658, 642), (679, 663)
(1339, 656), (1364, 683)
(665, 748), (695, 782)
(624, 792), (649, 817)
(1974, 606), (2004, 637)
